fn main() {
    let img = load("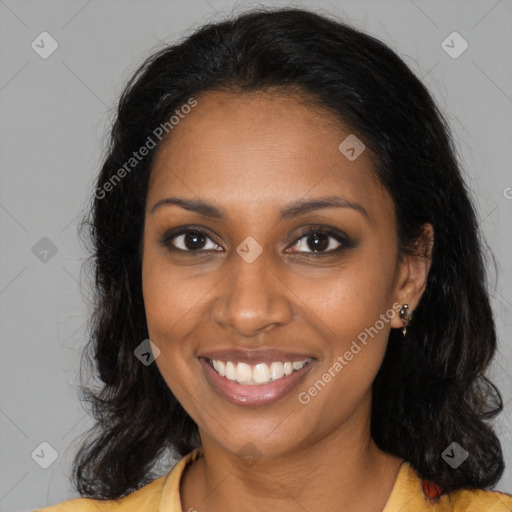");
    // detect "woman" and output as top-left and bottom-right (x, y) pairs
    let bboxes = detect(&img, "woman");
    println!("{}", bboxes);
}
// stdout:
(36, 7), (511, 512)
